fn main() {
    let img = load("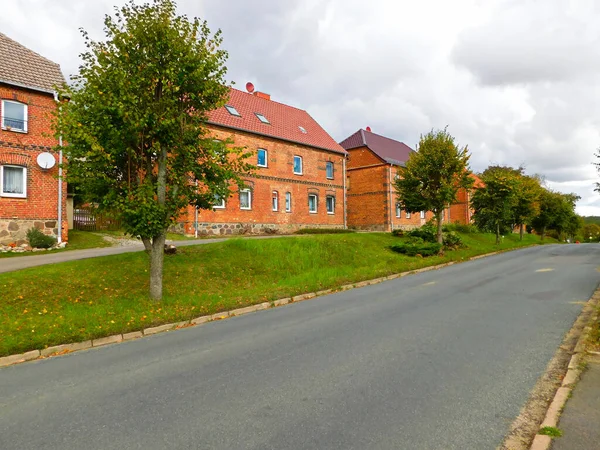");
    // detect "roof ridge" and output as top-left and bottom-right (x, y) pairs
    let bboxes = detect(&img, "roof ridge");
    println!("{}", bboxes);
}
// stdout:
(360, 128), (367, 146)
(229, 86), (309, 114)
(0, 32), (62, 70)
